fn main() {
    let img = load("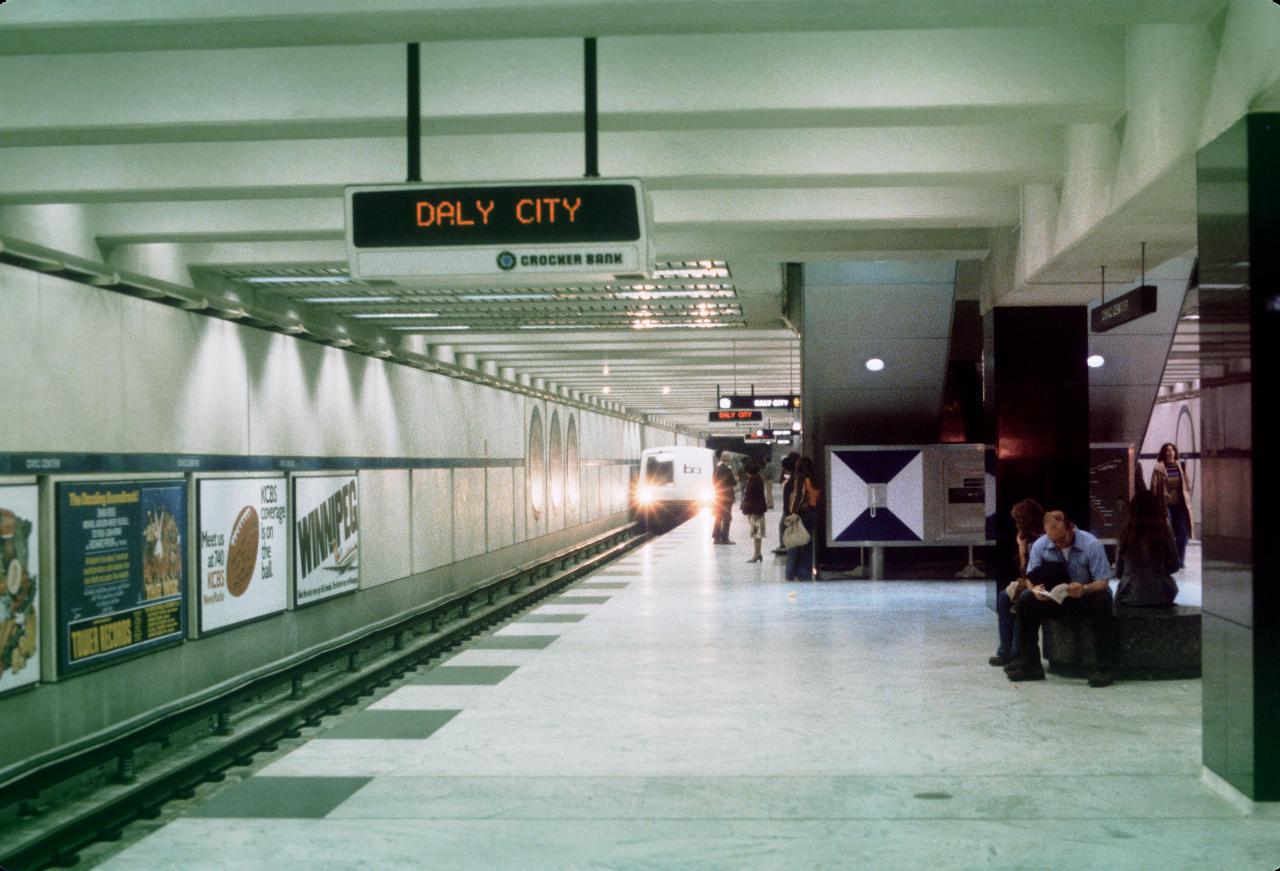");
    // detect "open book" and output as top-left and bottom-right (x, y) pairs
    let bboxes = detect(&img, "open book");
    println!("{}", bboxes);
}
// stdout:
(1004, 580), (1069, 604)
